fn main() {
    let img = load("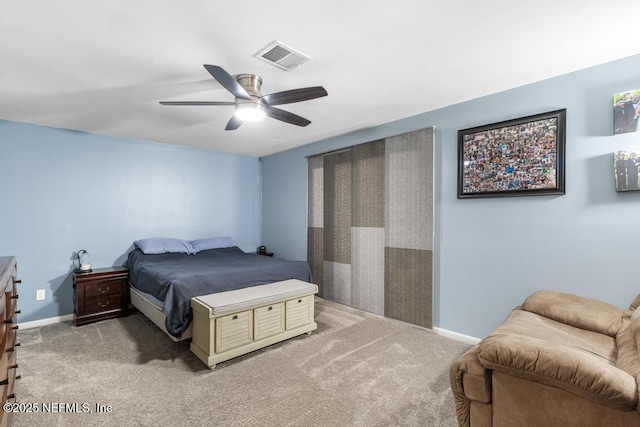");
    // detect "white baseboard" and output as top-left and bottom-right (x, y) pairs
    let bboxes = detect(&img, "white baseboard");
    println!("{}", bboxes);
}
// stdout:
(20, 314), (74, 330)
(19, 313), (484, 347)
(434, 327), (481, 345)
